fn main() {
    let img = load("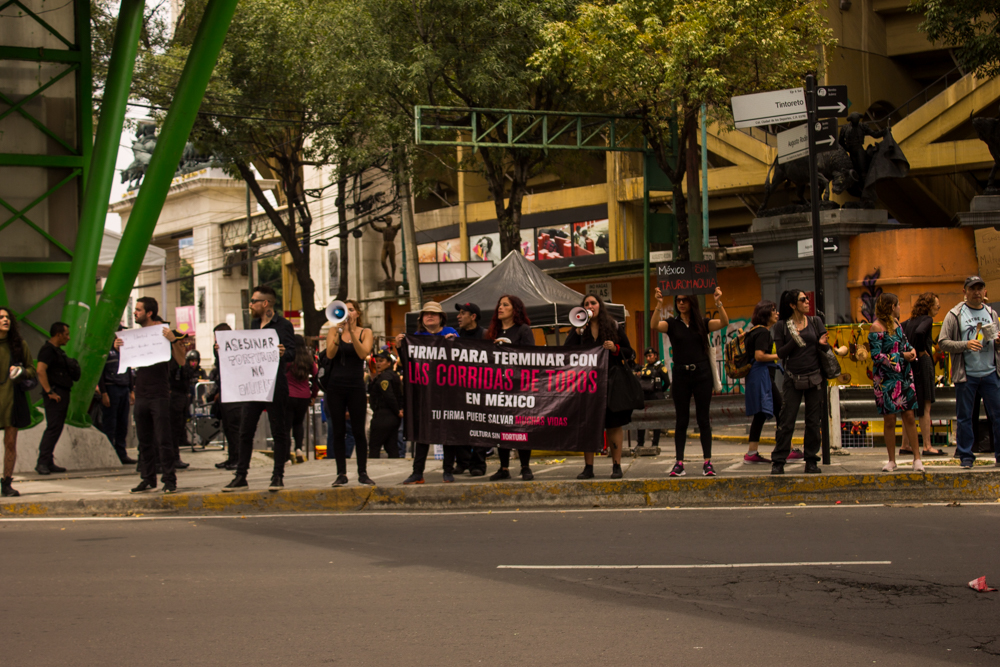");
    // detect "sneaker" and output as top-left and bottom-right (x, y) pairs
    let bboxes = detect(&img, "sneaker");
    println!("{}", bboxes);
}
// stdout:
(610, 464), (623, 479)
(268, 475), (283, 492)
(489, 469), (511, 481)
(669, 462), (686, 477)
(576, 465), (594, 480)
(331, 474), (349, 487)
(222, 474), (248, 492)
(401, 473), (424, 484)
(469, 468), (486, 477)
(788, 449), (805, 460)
(521, 466), (534, 481)
(703, 461), (716, 477)
(912, 460), (925, 473)
(960, 460), (975, 469)
(358, 474), (376, 486)
(162, 482), (178, 494)
(881, 461), (898, 472)
(803, 462), (822, 474)
(743, 452), (770, 464)
(214, 461), (231, 469)
(771, 462), (784, 475)
(130, 480), (156, 493)
(442, 472), (455, 483)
